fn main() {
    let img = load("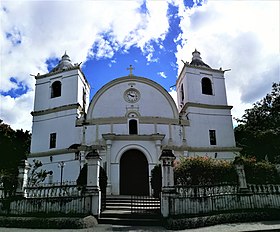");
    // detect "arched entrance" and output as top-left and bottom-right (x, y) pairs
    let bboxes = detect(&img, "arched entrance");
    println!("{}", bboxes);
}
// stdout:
(120, 149), (149, 195)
